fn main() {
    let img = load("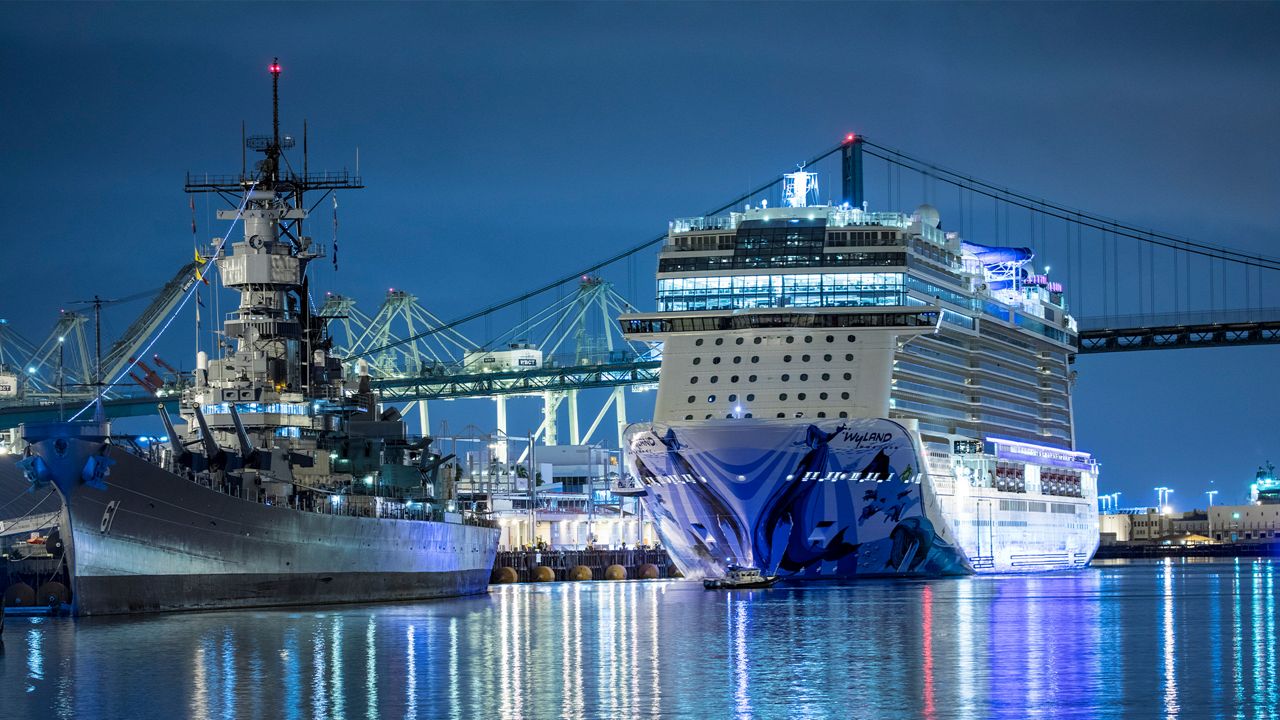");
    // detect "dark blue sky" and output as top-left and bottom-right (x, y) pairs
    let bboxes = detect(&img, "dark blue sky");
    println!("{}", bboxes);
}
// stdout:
(2, 2), (1277, 509)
